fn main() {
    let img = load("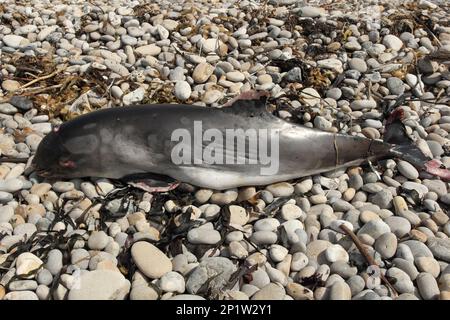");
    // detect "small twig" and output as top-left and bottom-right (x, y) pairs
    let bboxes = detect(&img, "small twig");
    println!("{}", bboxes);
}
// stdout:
(339, 224), (398, 298)
(18, 64), (67, 90)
